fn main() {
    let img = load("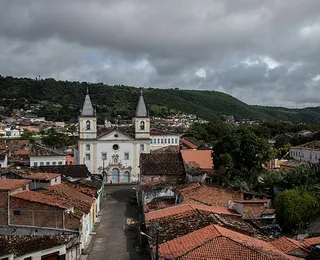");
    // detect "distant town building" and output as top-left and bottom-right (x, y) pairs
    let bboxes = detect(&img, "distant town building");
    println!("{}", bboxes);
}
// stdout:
(290, 140), (320, 164)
